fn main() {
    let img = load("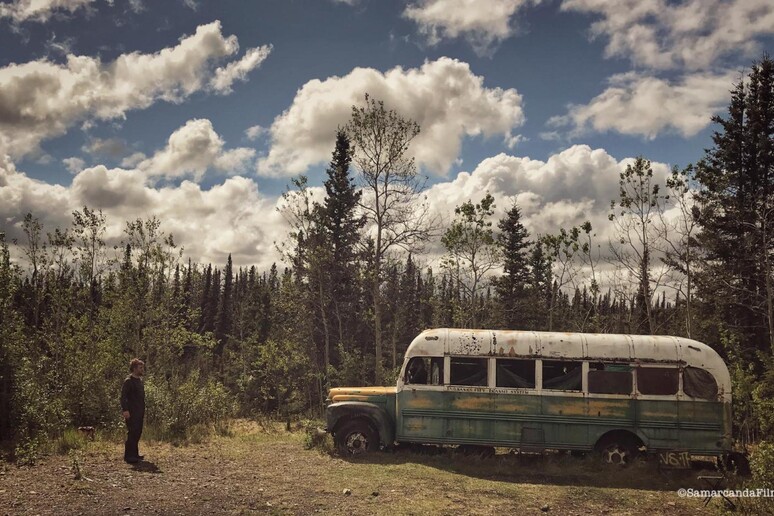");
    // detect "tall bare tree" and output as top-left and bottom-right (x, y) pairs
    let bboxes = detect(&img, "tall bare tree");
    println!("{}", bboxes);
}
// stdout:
(609, 157), (669, 334)
(347, 95), (434, 383)
(441, 194), (500, 328)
